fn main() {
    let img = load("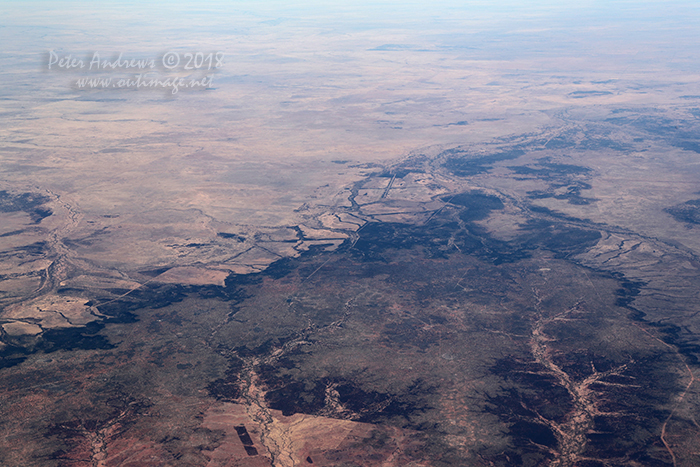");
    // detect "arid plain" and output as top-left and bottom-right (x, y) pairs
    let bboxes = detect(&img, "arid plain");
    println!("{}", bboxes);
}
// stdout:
(2, 2), (700, 466)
